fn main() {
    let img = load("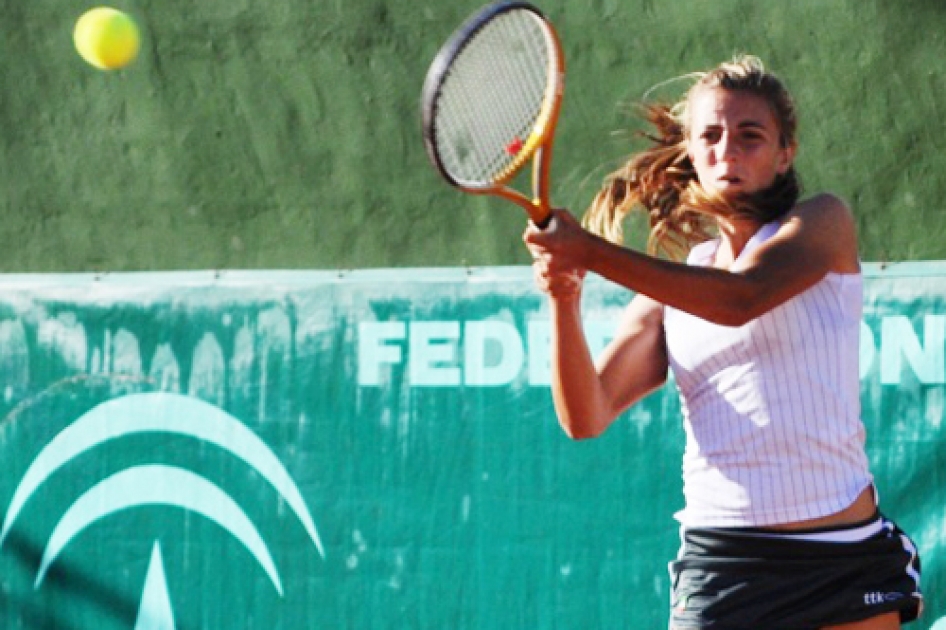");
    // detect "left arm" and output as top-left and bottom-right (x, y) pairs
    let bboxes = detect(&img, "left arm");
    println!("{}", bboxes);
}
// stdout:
(524, 194), (859, 326)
